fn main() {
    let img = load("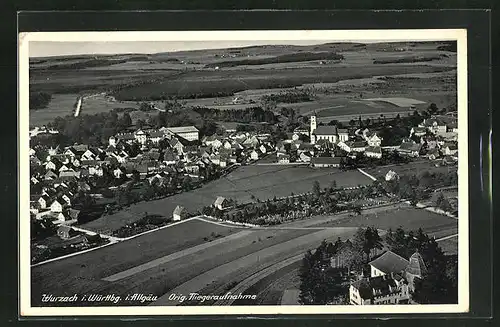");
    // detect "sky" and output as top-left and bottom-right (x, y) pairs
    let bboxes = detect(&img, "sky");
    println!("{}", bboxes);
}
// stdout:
(29, 40), (394, 58)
